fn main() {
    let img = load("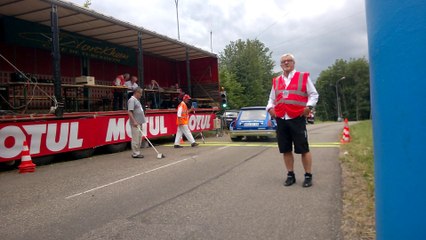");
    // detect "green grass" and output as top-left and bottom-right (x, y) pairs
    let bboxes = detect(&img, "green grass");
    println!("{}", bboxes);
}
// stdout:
(340, 120), (376, 239)
(342, 120), (374, 195)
